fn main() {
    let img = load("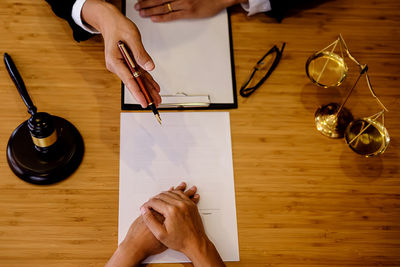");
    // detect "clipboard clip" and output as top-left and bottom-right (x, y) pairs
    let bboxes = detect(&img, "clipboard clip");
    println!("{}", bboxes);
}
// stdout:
(160, 93), (211, 108)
